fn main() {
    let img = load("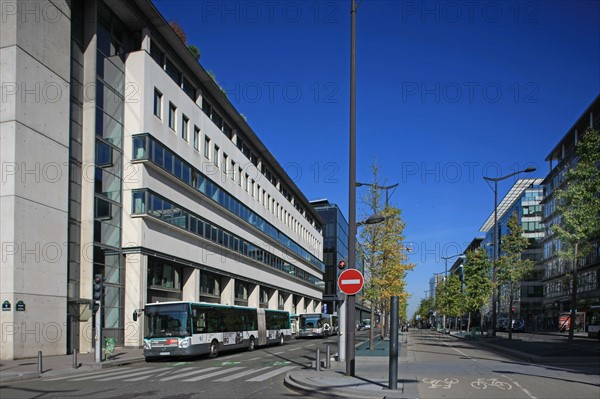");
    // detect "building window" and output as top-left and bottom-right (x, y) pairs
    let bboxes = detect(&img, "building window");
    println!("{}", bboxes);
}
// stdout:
(193, 126), (200, 151)
(181, 114), (189, 141)
(168, 102), (176, 131)
(235, 281), (248, 300)
(222, 153), (228, 173)
(148, 261), (182, 290)
(153, 89), (162, 119)
(200, 272), (220, 297)
(213, 145), (219, 167)
(204, 136), (210, 159)
(230, 159), (235, 181)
